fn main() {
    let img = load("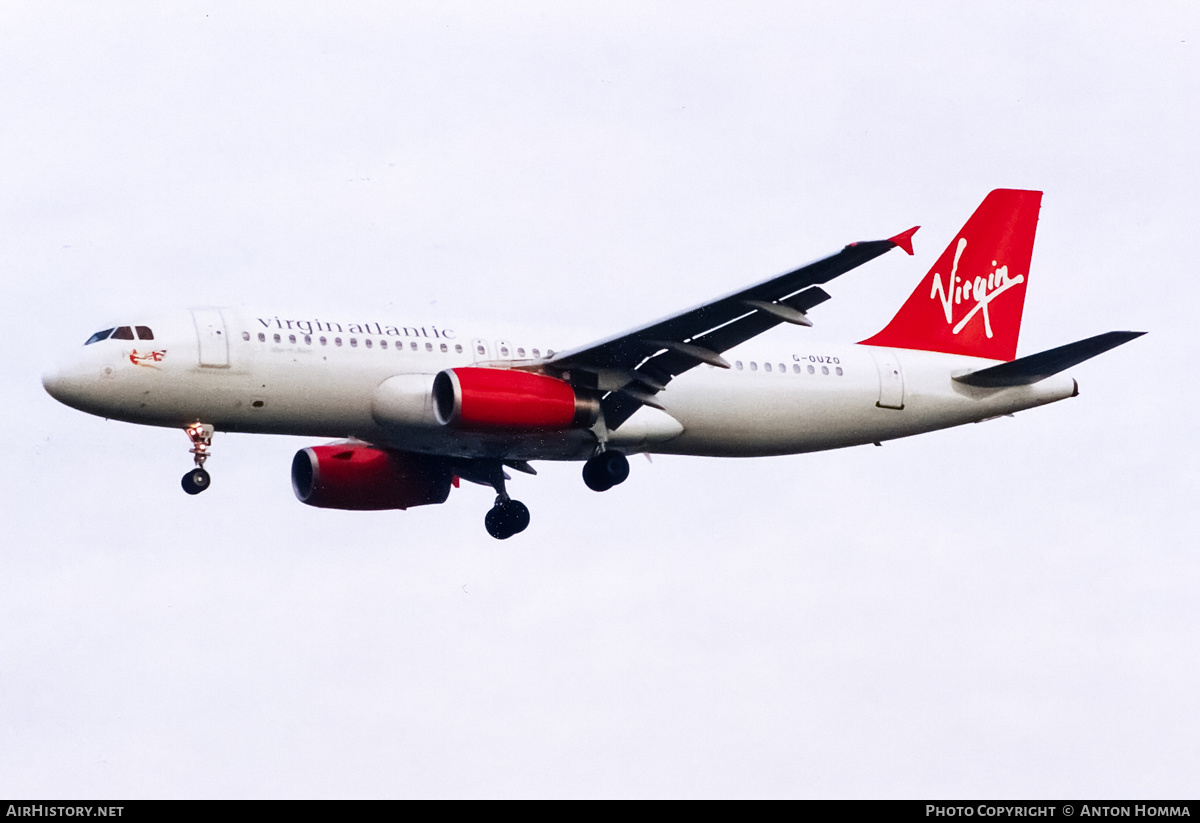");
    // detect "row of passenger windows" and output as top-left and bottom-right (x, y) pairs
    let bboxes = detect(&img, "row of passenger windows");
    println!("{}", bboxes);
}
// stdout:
(84, 326), (154, 345)
(243, 329), (839, 375)
(243, 331), (556, 359)
(735, 360), (844, 376)
(494, 344), (553, 359)
(246, 330), (465, 353)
